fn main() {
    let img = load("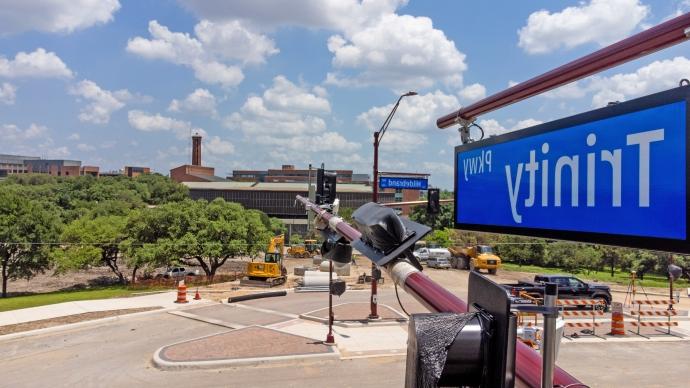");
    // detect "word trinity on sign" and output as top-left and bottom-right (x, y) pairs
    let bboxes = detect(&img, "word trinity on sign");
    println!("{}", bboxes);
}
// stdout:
(454, 87), (689, 251)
